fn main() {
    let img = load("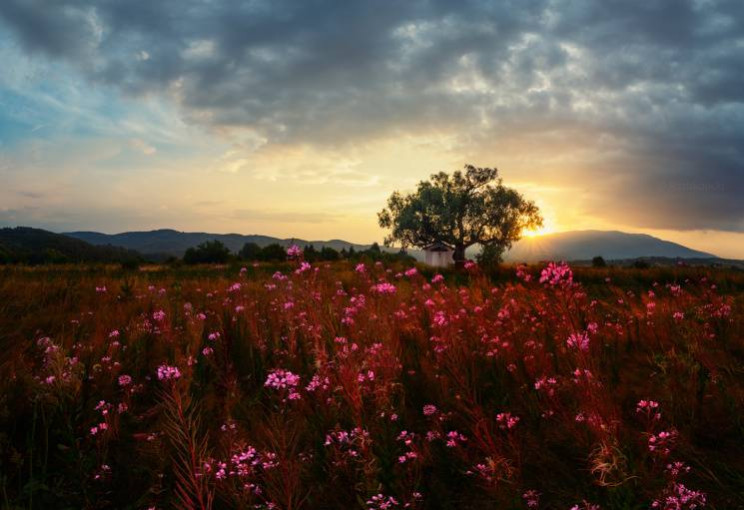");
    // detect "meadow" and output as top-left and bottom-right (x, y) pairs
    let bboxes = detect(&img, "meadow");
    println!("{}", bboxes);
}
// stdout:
(0, 259), (742, 509)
